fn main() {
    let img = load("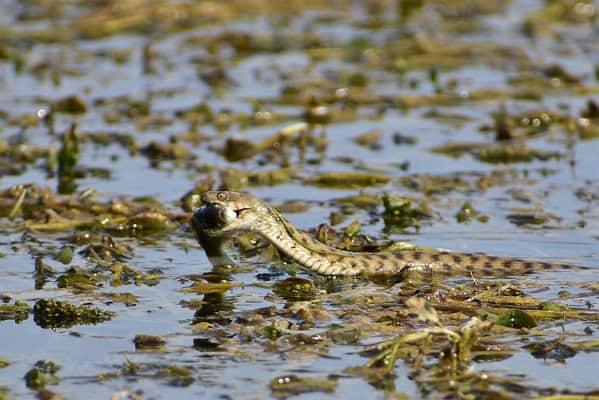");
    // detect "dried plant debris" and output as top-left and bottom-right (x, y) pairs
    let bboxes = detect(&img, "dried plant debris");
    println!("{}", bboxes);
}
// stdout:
(349, 291), (599, 397)
(0, 184), (185, 236)
(218, 123), (322, 163)
(431, 141), (563, 163)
